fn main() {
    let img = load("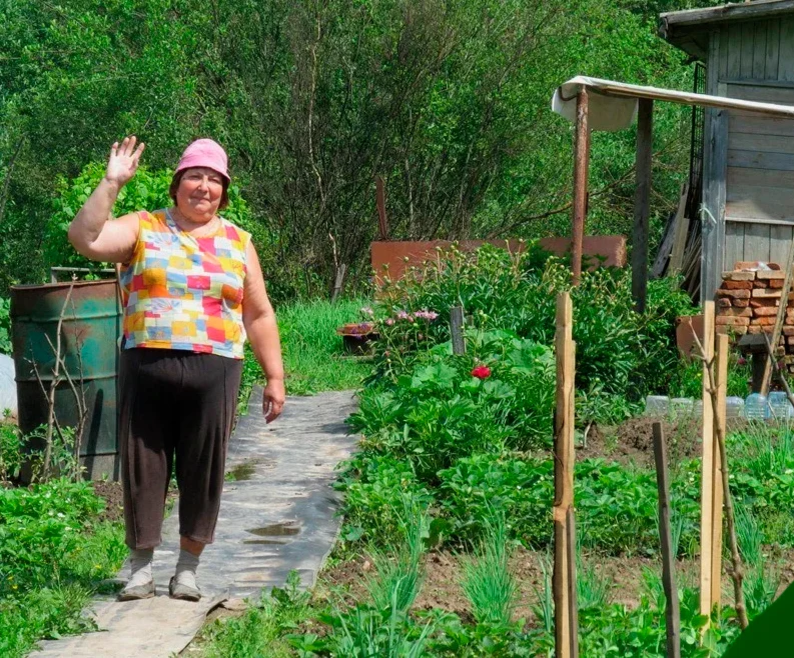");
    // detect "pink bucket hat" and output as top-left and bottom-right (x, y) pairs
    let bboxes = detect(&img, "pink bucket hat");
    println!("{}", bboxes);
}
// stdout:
(174, 138), (230, 183)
